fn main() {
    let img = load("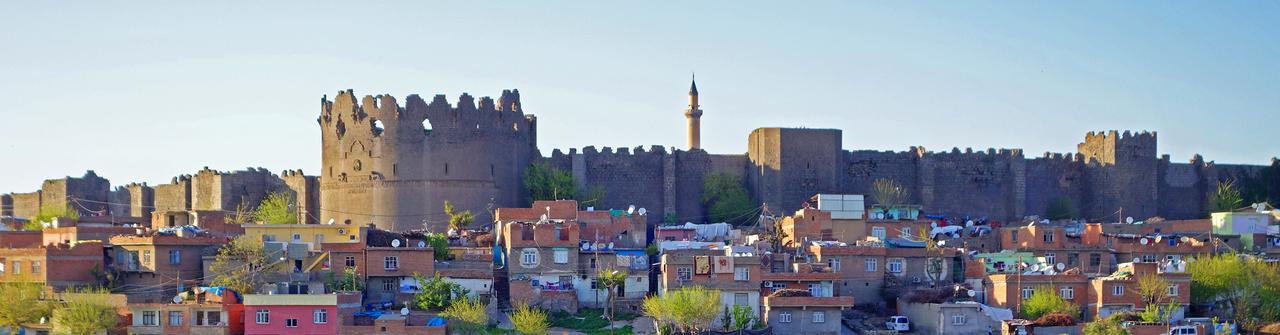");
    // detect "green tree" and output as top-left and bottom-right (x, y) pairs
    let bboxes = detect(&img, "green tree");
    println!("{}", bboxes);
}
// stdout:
(1208, 180), (1243, 213)
(1187, 253), (1280, 331)
(702, 173), (753, 225)
(1135, 273), (1170, 307)
(524, 162), (577, 204)
(329, 266), (363, 292)
(511, 303), (550, 335)
(870, 178), (909, 209)
(642, 286), (721, 334)
(209, 235), (270, 294)
(53, 287), (117, 335)
(253, 191), (297, 224)
(597, 268), (628, 321)
(0, 283), (52, 332)
(413, 273), (468, 310)
(1045, 196), (1077, 221)
(729, 305), (755, 331)
(440, 297), (489, 335)
(444, 201), (475, 232)
(425, 233), (450, 261)
(1082, 314), (1129, 335)
(32, 204), (79, 225)
(1021, 285), (1078, 319)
